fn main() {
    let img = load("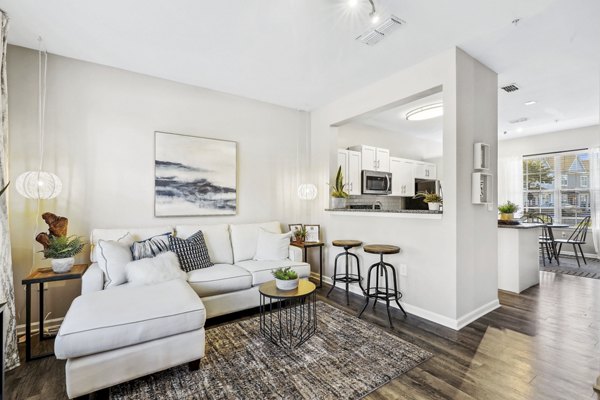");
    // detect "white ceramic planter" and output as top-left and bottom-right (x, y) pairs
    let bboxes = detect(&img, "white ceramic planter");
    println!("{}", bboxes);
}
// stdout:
(51, 257), (75, 273)
(276, 278), (299, 291)
(428, 202), (441, 211)
(331, 197), (347, 209)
